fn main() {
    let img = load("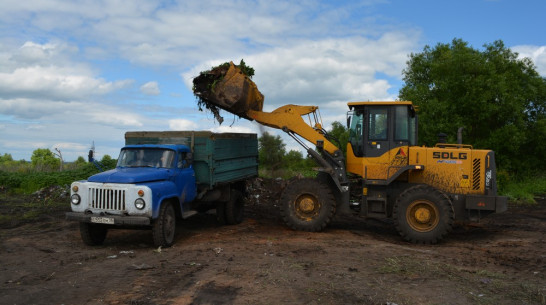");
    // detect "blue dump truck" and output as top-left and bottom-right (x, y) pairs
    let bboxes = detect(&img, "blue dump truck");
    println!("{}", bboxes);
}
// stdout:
(66, 131), (258, 247)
